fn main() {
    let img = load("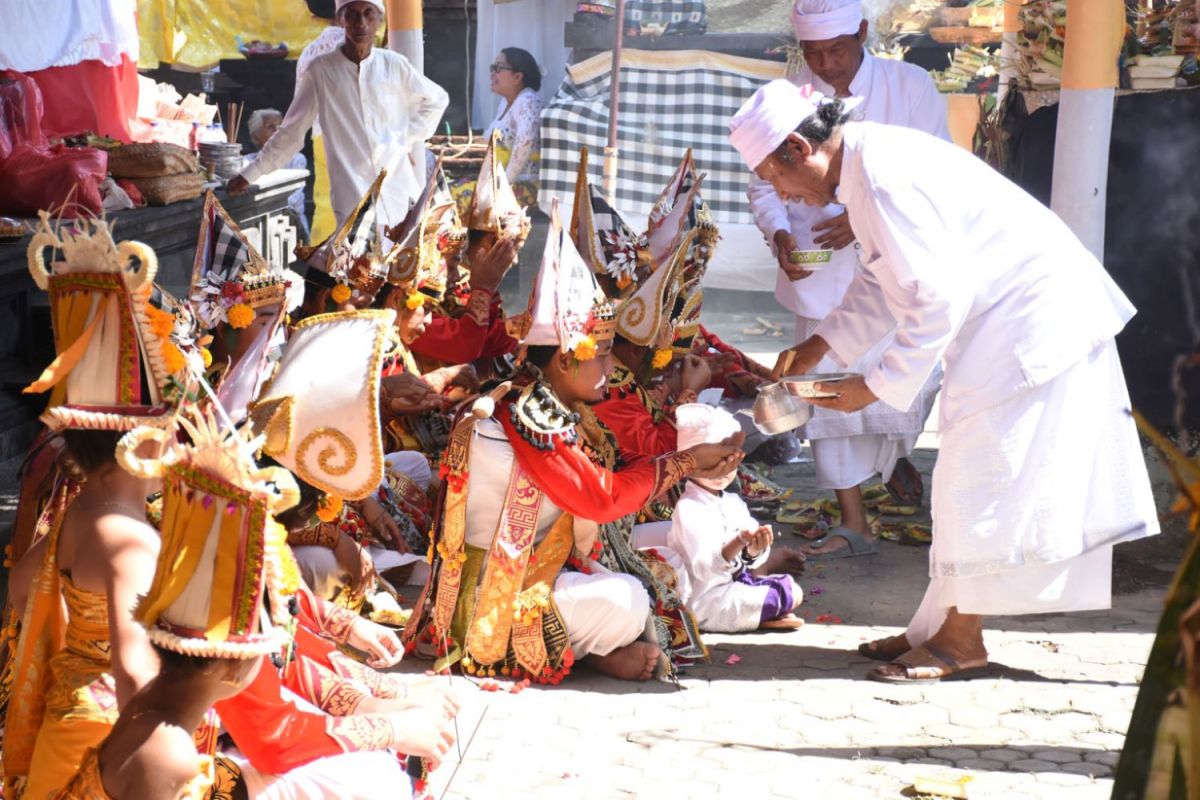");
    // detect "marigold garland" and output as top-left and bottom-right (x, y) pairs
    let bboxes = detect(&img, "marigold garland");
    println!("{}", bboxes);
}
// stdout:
(573, 335), (598, 361)
(200, 347), (213, 368)
(651, 348), (673, 370)
(227, 303), (255, 329)
(162, 341), (186, 374)
(316, 494), (344, 523)
(147, 306), (175, 338)
(330, 283), (352, 304)
(405, 291), (425, 310)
